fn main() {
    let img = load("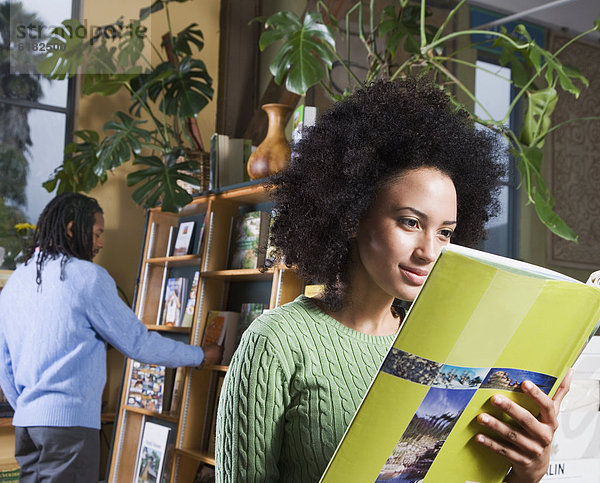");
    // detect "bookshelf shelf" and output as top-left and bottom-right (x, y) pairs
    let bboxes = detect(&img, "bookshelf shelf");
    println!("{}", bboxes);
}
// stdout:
(147, 325), (192, 334)
(108, 183), (304, 482)
(0, 418), (12, 428)
(200, 268), (274, 281)
(146, 255), (202, 267)
(174, 447), (215, 466)
(122, 406), (179, 423)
